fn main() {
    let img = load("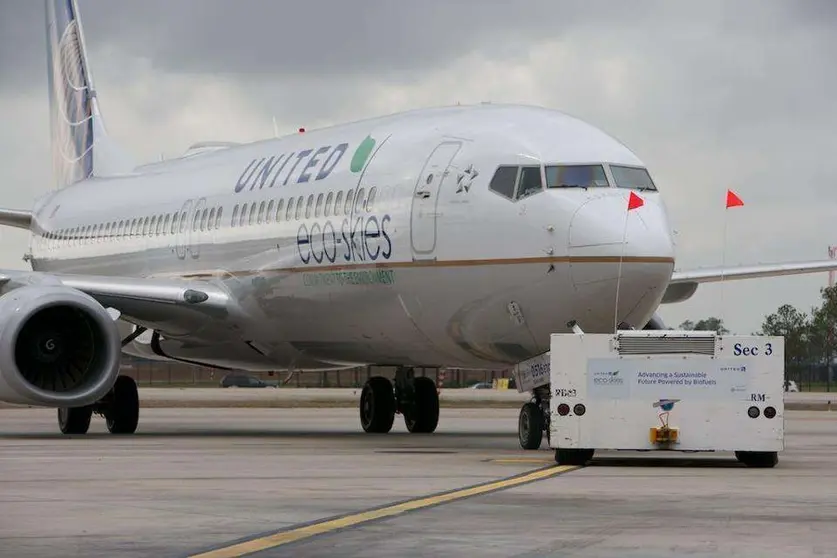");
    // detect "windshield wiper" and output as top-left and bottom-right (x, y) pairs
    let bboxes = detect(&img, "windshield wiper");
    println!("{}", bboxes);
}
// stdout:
(558, 183), (588, 190)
